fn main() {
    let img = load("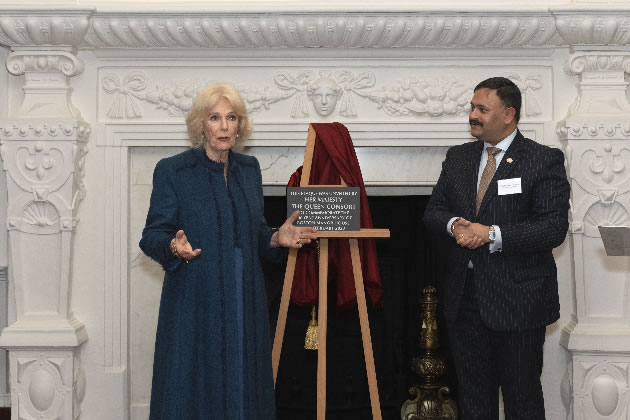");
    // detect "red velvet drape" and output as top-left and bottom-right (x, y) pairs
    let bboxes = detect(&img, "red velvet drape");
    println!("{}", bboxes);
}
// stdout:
(288, 122), (384, 311)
